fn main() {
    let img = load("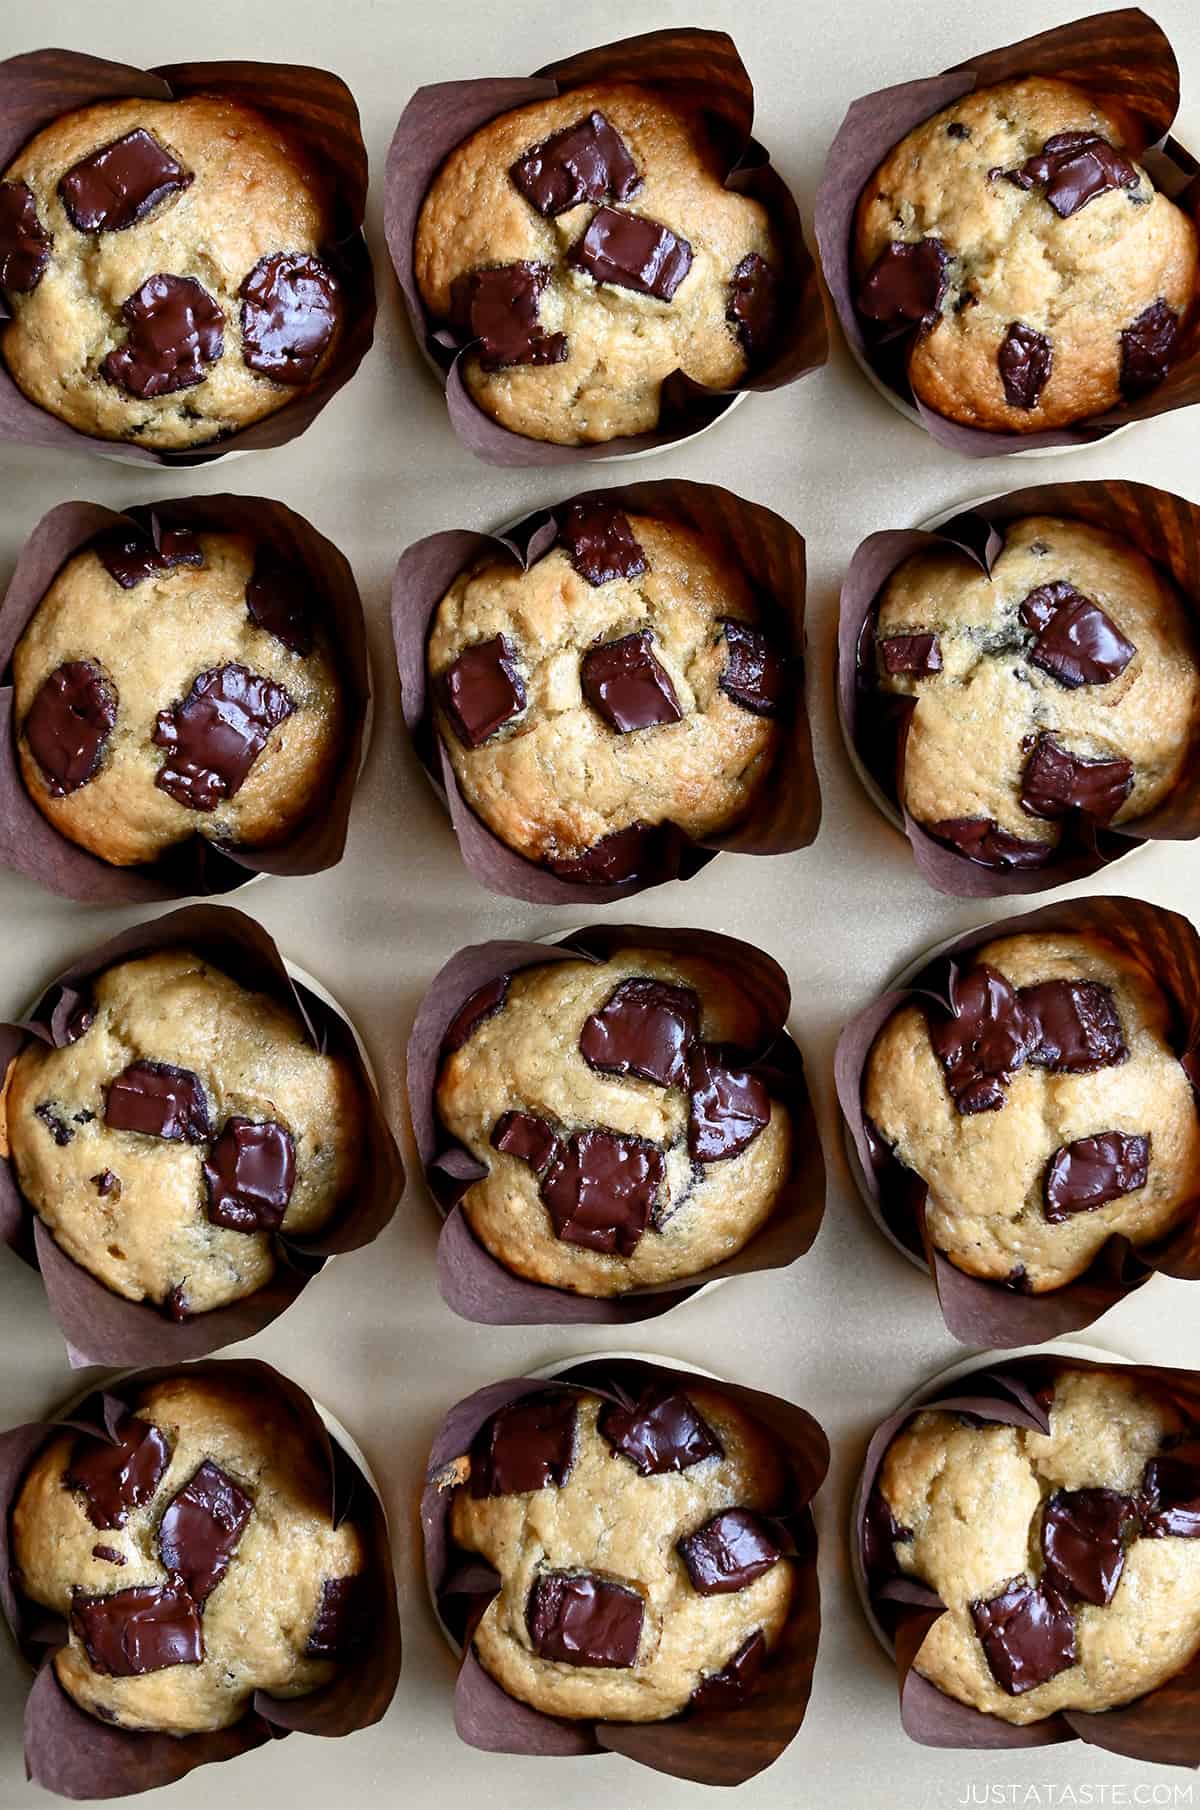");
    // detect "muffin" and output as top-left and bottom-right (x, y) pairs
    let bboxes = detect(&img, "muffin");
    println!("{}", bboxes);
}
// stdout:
(853, 77), (1197, 432)
(4, 948), (363, 1318)
(0, 94), (344, 449)
(12, 521), (344, 867)
(869, 1365), (1200, 1722)
(414, 82), (780, 445)
(427, 500), (787, 883)
(871, 514), (1200, 870)
(10, 1372), (368, 1734)
(441, 1379), (794, 1720)
(863, 929), (1200, 1292)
